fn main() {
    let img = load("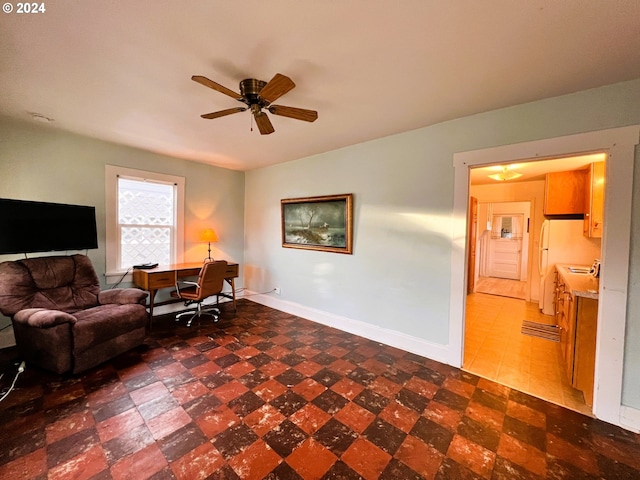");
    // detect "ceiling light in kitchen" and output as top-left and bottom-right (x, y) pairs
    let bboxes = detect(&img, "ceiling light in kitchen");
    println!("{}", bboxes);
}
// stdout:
(488, 165), (522, 181)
